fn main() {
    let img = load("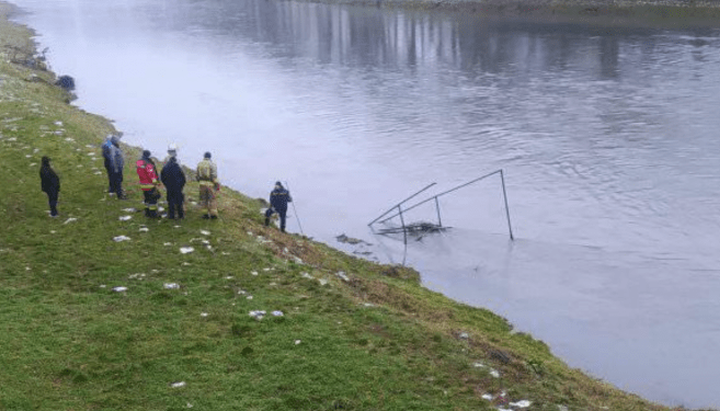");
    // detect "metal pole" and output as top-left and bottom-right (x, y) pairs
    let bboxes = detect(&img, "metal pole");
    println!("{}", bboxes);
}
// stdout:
(500, 169), (514, 241)
(377, 170), (502, 224)
(397, 205), (407, 246)
(284, 181), (304, 236)
(368, 182), (437, 226)
(434, 196), (442, 227)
